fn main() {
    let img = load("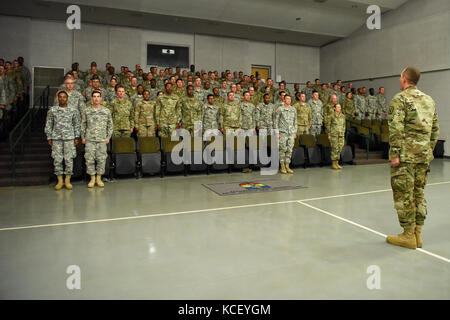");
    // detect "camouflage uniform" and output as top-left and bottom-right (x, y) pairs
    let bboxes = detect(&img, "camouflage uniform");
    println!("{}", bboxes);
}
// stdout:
(326, 112), (346, 161)
(293, 101), (312, 135)
(0, 76), (8, 119)
(342, 97), (355, 120)
(81, 105), (113, 176)
(274, 105), (297, 164)
(354, 94), (367, 120)
(126, 86), (138, 100)
(389, 86), (439, 228)
(304, 87), (313, 103)
(54, 90), (85, 115)
(109, 98), (134, 137)
(366, 95), (378, 120)
(319, 89), (330, 105)
(178, 95), (203, 135)
(85, 87), (106, 102)
(45, 106), (81, 175)
(104, 86), (117, 103)
(202, 103), (221, 131)
(131, 93), (144, 107)
(256, 102), (276, 131)
(155, 93), (180, 138)
(240, 102), (257, 130)
(220, 101), (242, 133)
(376, 94), (388, 120)
(308, 98), (324, 136)
(134, 99), (157, 137)
(173, 87), (186, 99)
(194, 87), (207, 104)
(323, 102), (337, 132)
